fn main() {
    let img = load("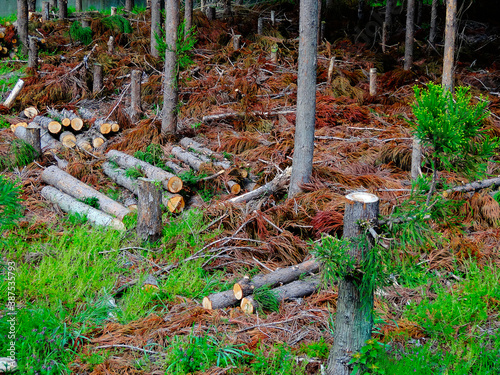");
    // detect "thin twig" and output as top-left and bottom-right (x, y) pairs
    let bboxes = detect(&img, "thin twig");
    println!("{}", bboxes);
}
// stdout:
(93, 344), (161, 355)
